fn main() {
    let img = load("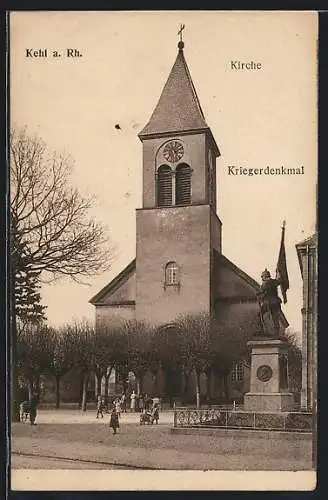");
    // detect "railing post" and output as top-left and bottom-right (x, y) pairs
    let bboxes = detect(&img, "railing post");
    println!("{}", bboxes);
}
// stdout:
(225, 410), (228, 428)
(253, 412), (256, 430)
